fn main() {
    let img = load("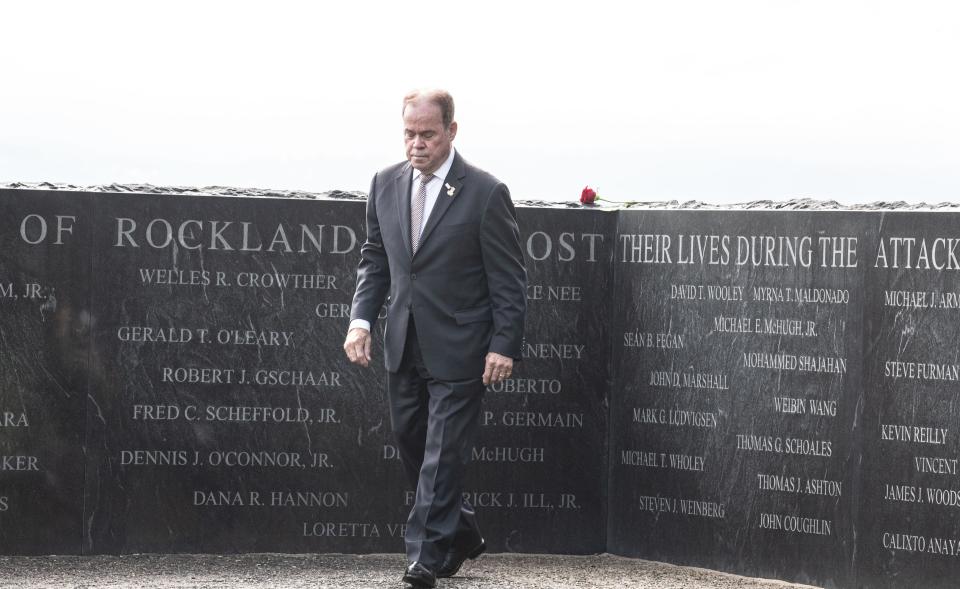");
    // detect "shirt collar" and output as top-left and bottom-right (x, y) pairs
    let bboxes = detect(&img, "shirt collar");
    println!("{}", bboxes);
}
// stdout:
(412, 147), (456, 184)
